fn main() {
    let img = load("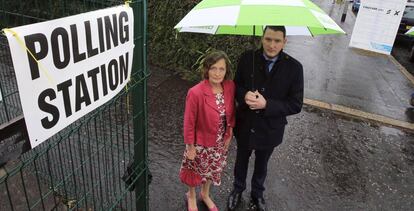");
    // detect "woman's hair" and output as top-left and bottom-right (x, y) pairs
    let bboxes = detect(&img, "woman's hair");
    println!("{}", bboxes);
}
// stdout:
(201, 50), (232, 80)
